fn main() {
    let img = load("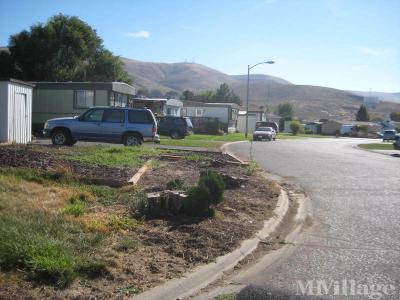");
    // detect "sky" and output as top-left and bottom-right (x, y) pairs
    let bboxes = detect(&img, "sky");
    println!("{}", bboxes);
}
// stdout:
(0, 0), (399, 92)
